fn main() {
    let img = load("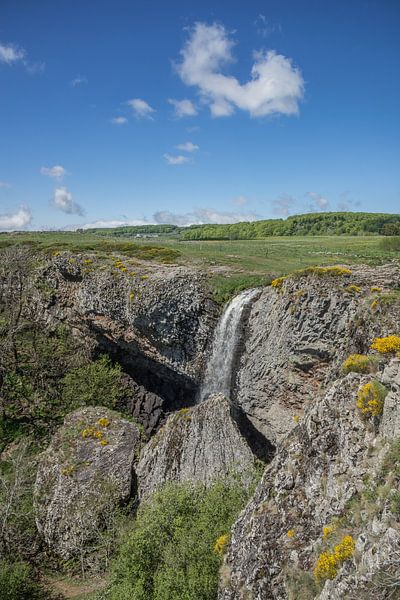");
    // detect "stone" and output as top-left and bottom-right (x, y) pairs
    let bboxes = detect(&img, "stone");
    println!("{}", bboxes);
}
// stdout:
(34, 406), (140, 559)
